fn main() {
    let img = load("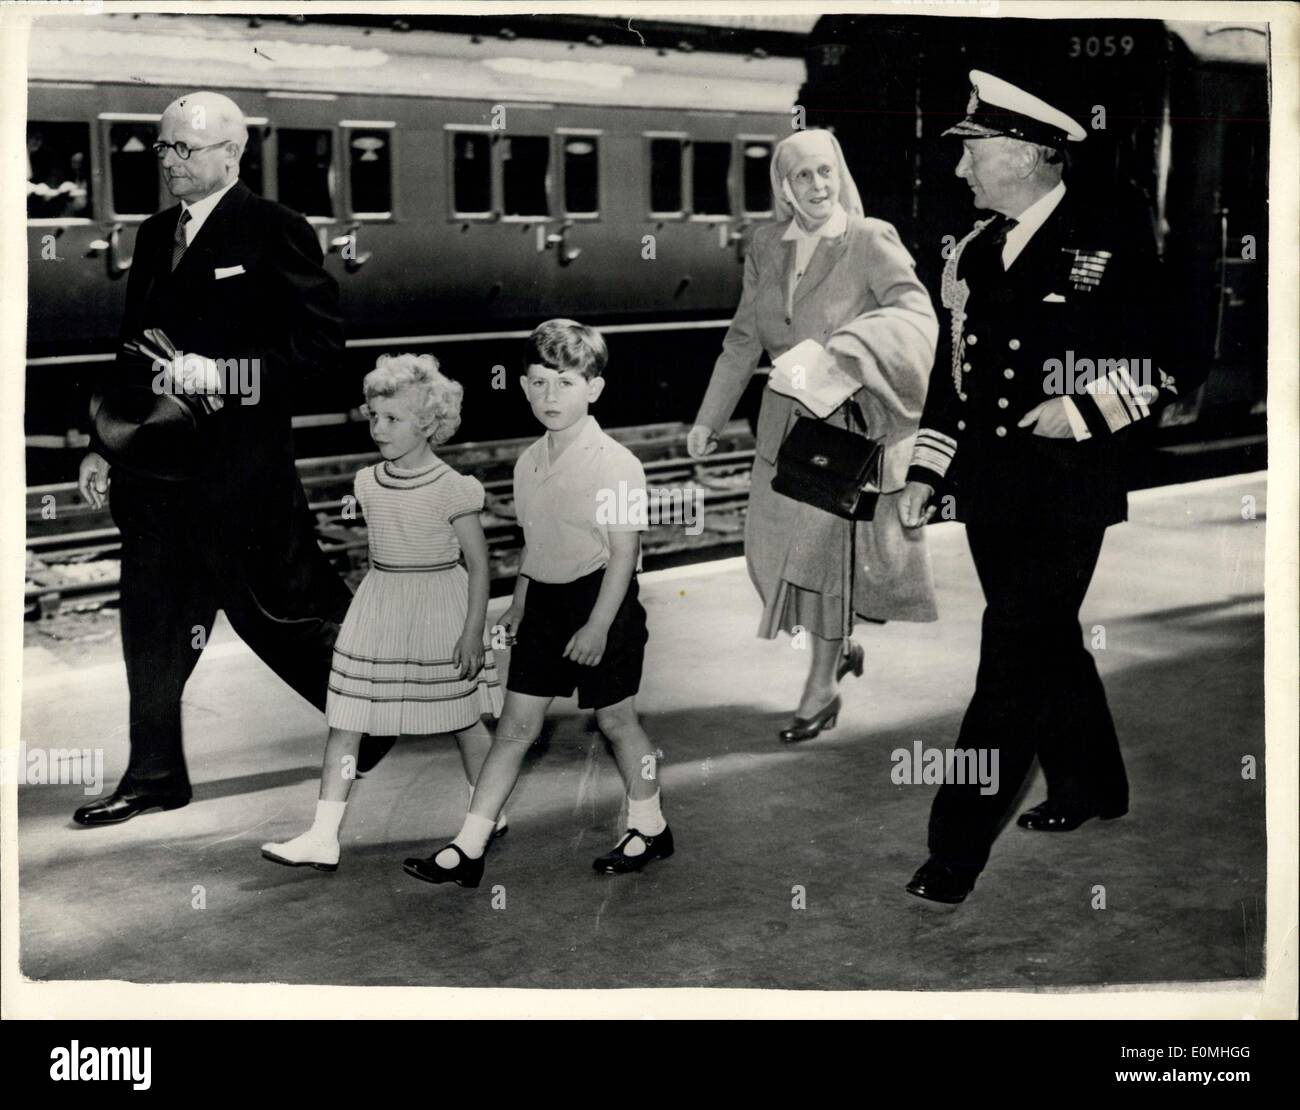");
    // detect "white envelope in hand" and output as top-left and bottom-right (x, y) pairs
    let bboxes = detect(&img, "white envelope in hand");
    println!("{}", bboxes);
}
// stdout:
(767, 338), (860, 418)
